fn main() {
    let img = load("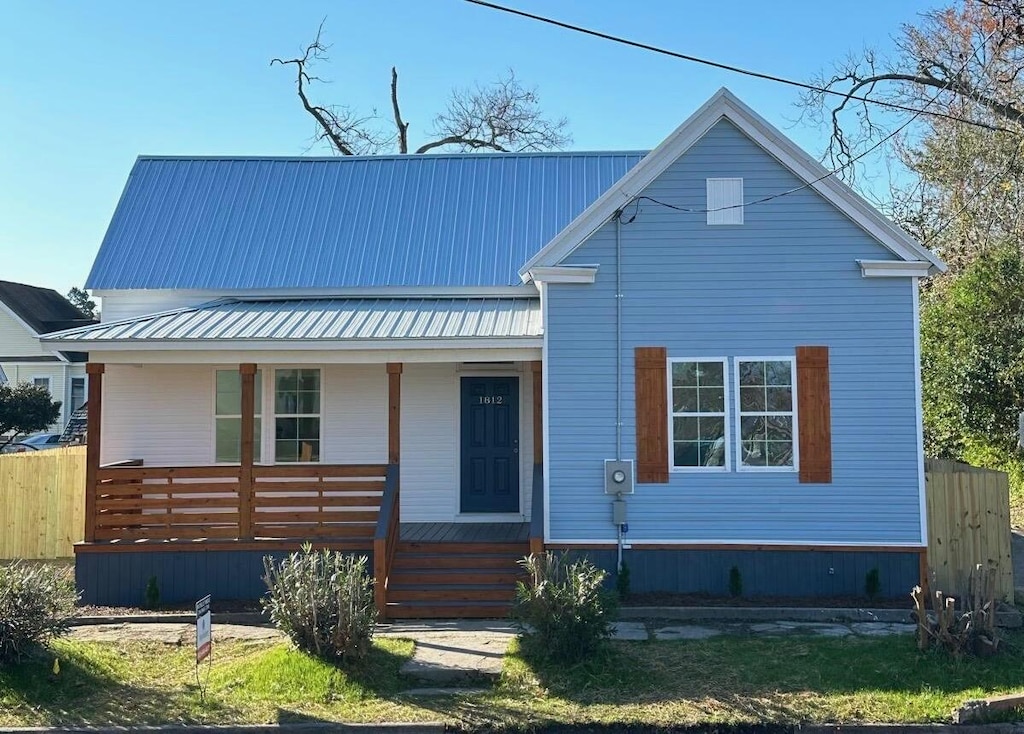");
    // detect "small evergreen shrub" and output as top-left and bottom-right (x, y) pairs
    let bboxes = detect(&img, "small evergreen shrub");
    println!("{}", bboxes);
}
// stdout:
(865, 567), (881, 600)
(144, 576), (160, 609)
(262, 545), (377, 663)
(728, 565), (743, 598)
(513, 552), (616, 664)
(0, 560), (78, 664)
